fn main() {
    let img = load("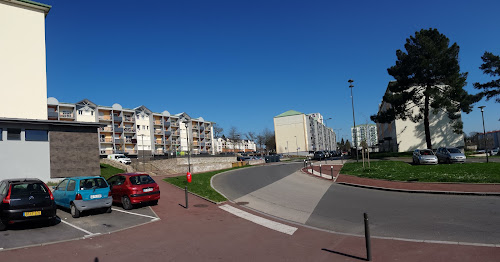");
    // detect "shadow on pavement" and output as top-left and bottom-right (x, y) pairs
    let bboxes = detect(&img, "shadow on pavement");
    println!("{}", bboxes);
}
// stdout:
(321, 248), (368, 261)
